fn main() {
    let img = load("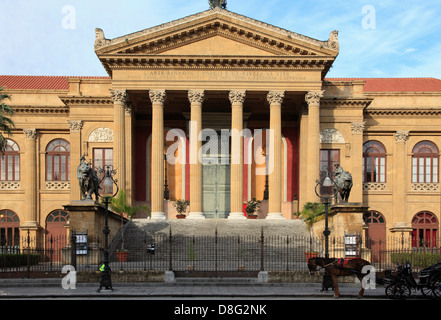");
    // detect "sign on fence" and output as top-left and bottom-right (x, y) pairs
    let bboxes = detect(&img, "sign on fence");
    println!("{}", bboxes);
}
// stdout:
(75, 233), (88, 255)
(344, 234), (360, 257)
